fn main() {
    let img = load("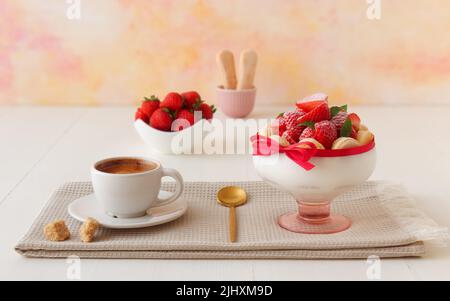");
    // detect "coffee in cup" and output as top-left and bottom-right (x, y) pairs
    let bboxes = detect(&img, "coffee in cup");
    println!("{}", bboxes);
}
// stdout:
(91, 157), (184, 218)
(96, 158), (157, 174)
